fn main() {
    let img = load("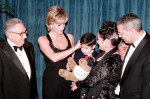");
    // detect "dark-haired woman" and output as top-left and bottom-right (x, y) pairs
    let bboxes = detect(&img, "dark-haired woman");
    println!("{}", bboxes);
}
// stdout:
(71, 21), (122, 99)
